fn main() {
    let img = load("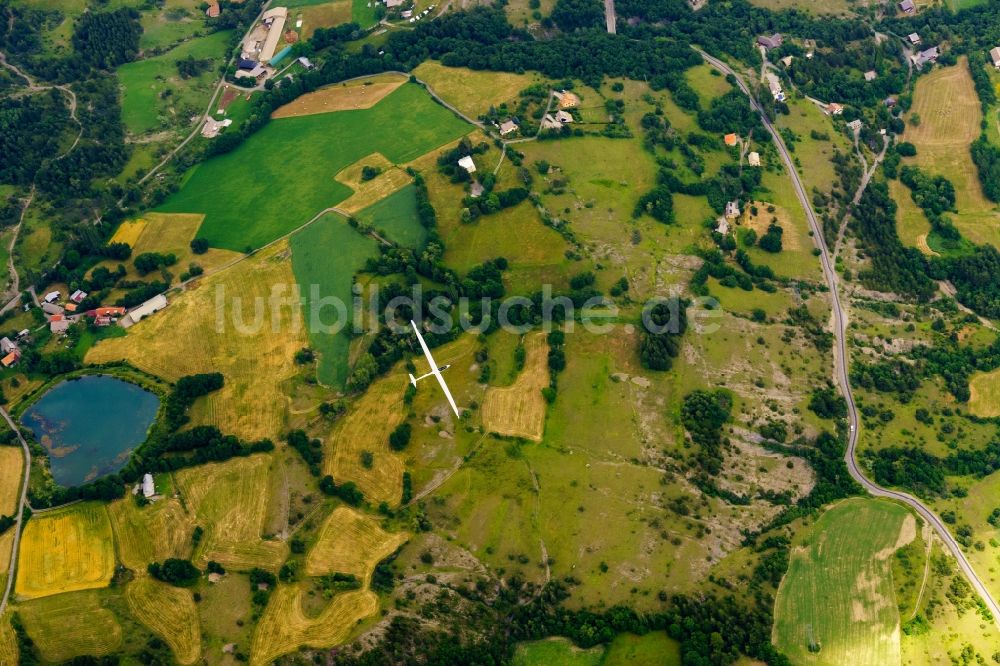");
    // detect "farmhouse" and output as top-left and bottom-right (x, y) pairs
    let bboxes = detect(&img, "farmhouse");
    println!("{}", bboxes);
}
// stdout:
(913, 46), (939, 68)
(65, 303), (78, 313)
(499, 120), (519, 136)
(825, 102), (844, 115)
(847, 119), (863, 132)
(757, 33), (783, 50)
(238, 57), (258, 70)
(49, 314), (70, 334)
(241, 6), (288, 65)
(1, 350), (19, 368)
(765, 72), (785, 101)
(899, 0), (915, 13)
(780, 55), (793, 68)
(70, 290), (87, 303)
(748, 151), (761, 167)
(1, 337), (18, 355)
(297, 56), (314, 69)
(991, 47), (1000, 69)
(884, 96), (897, 107)
(142, 473), (155, 499)
(235, 64), (268, 82)
(43, 291), (60, 304)
(124, 294), (168, 327)
(908, 32), (920, 45)
(41, 302), (63, 316)
(715, 218), (729, 235)
(864, 70), (878, 81)
(724, 133), (738, 146)
(201, 117), (233, 138)
(555, 110), (574, 123)
(206, 1), (220, 17)
(458, 155), (476, 173)
(725, 200), (740, 219)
